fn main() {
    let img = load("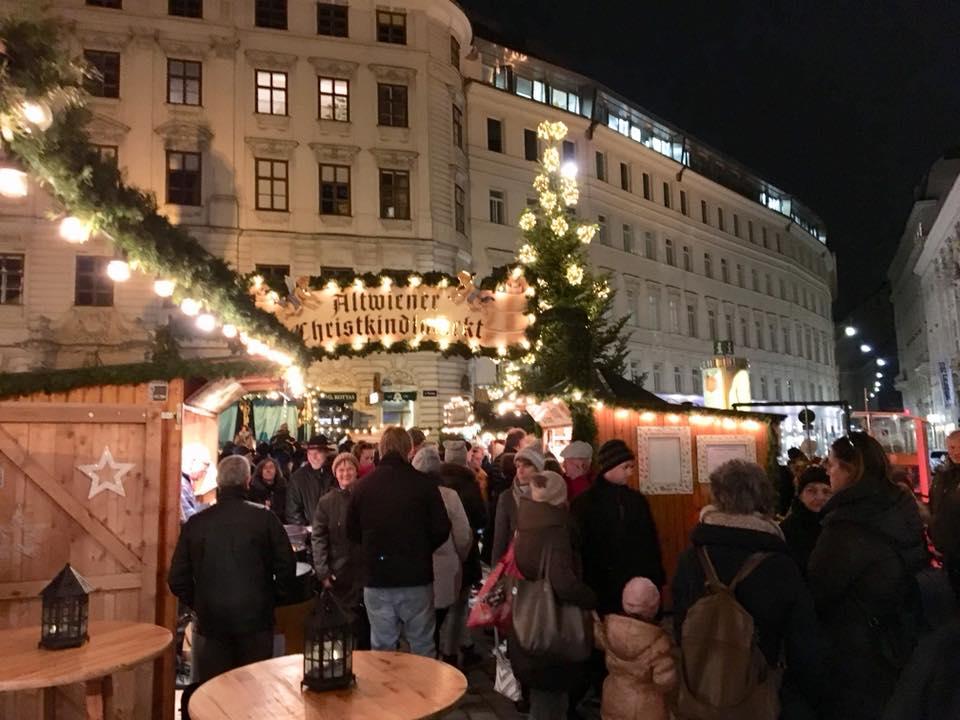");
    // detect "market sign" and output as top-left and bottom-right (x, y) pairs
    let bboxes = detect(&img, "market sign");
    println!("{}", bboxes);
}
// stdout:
(251, 272), (532, 354)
